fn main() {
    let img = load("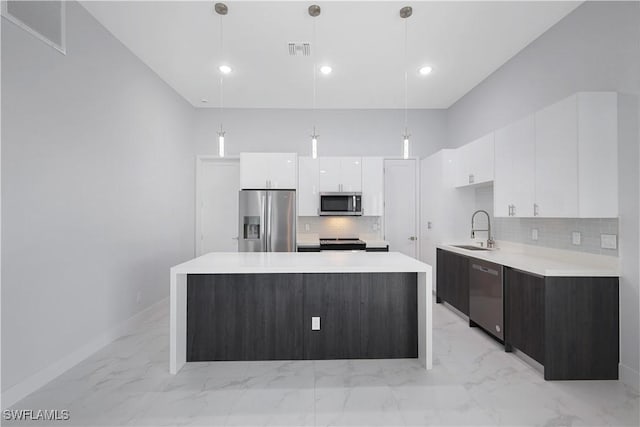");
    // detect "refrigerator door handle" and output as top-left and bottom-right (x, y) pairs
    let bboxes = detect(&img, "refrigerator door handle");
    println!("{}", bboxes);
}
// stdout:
(266, 192), (273, 252)
(261, 193), (267, 252)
